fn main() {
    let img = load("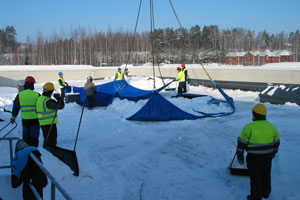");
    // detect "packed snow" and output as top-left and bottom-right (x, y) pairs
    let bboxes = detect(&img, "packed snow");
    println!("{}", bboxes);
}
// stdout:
(1, 65), (300, 200)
